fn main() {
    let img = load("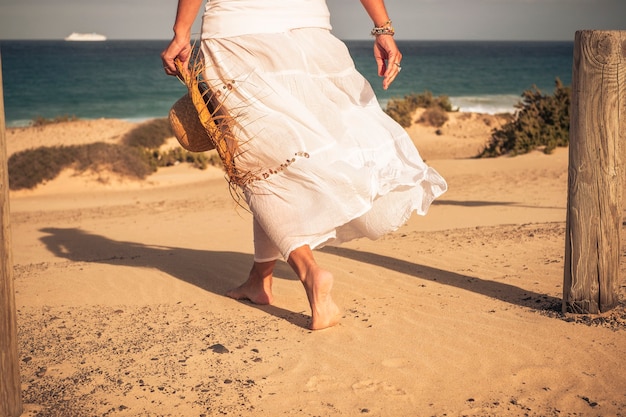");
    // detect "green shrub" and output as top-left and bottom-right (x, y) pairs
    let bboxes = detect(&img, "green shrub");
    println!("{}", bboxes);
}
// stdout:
(8, 143), (154, 190)
(155, 147), (216, 170)
(75, 142), (156, 178)
(122, 117), (219, 169)
(479, 78), (571, 157)
(8, 117), (222, 190)
(8, 146), (76, 189)
(385, 91), (454, 127)
(123, 118), (174, 148)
